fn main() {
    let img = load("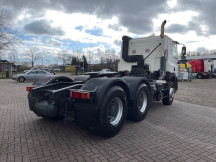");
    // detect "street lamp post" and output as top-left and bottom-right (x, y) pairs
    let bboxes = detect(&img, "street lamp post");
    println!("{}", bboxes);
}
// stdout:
(83, 55), (84, 73)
